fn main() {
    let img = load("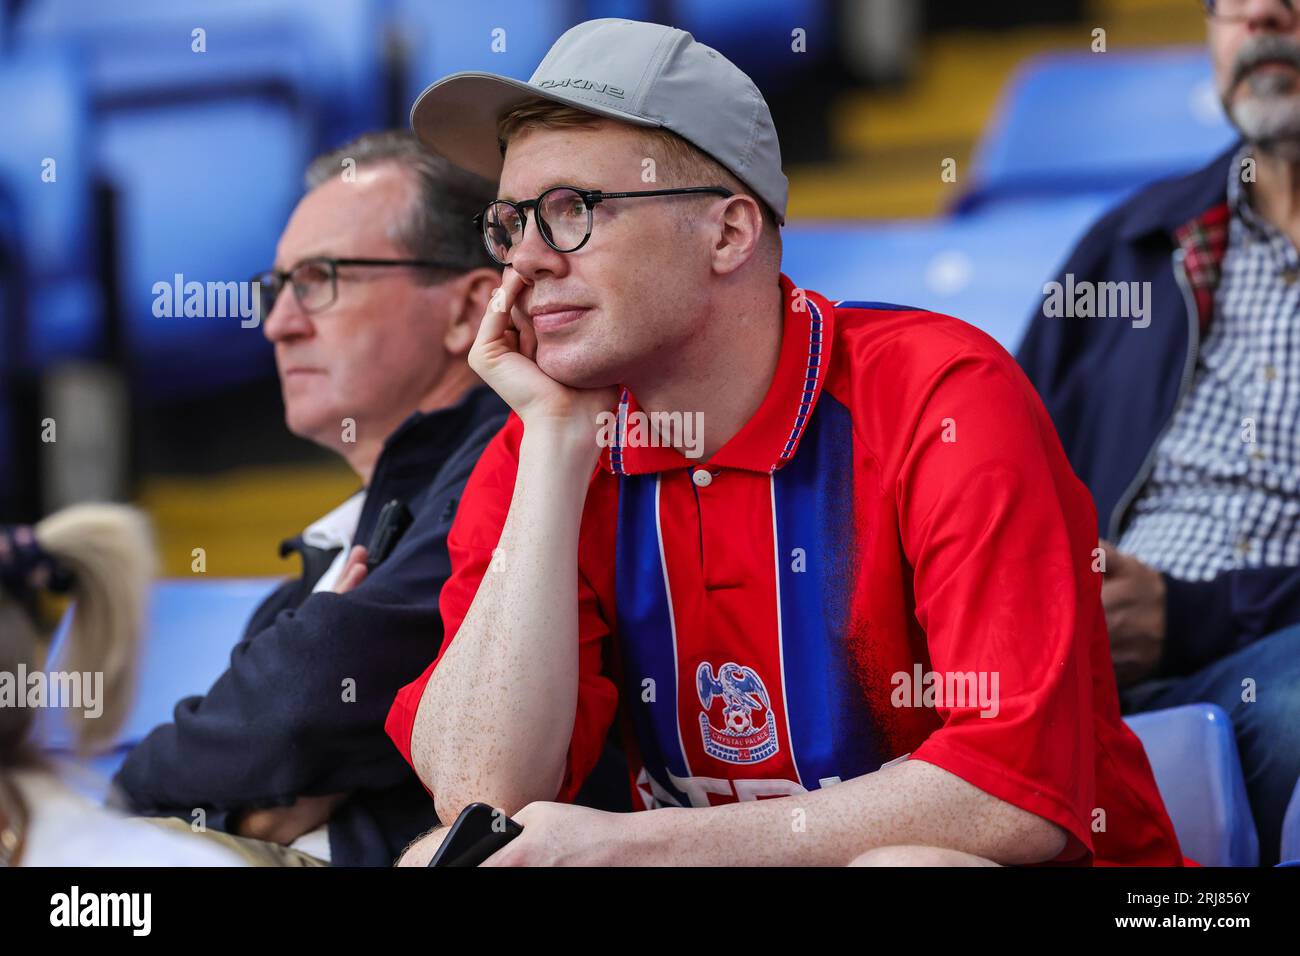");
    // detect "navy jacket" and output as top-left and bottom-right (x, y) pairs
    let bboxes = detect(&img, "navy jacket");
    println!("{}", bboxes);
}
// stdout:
(114, 385), (510, 866)
(1017, 144), (1300, 678)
